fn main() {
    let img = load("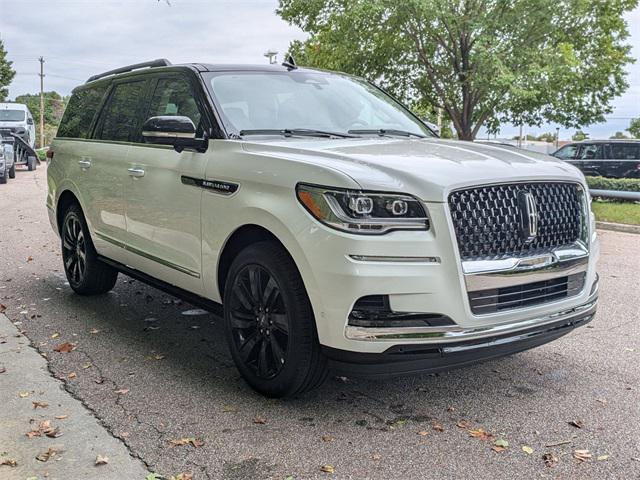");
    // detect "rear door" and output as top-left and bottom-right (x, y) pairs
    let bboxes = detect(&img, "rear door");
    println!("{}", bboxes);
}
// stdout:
(608, 142), (640, 178)
(88, 78), (149, 262)
(123, 72), (209, 294)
